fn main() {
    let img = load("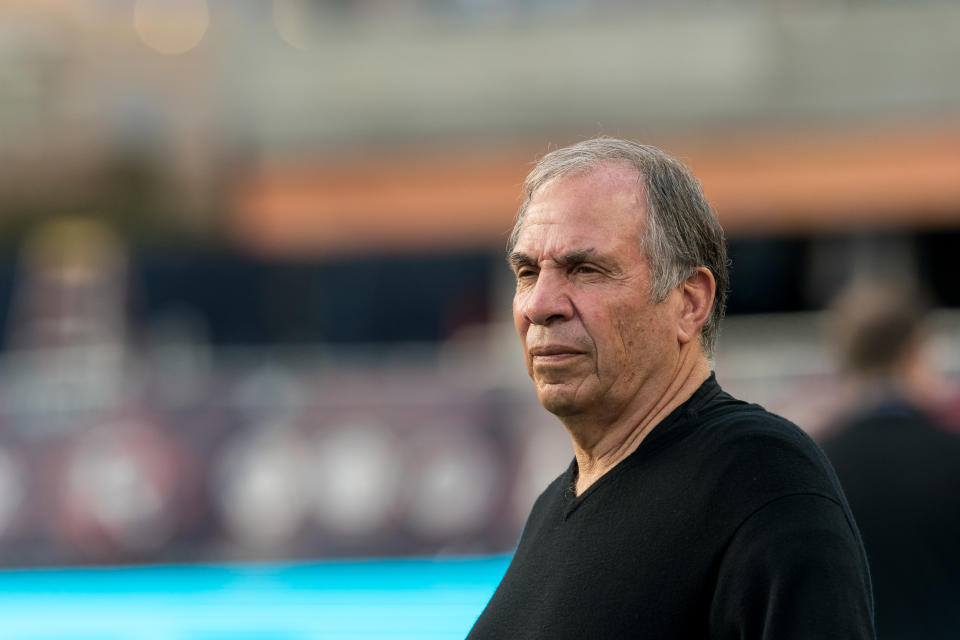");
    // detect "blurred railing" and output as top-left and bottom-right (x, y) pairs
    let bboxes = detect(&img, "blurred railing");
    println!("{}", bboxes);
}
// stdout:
(0, 311), (958, 567)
